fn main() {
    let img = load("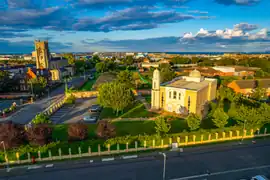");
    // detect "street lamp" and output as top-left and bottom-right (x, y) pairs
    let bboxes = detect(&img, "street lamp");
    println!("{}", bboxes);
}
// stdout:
(241, 120), (247, 143)
(30, 81), (34, 103)
(0, 141), (9, 170)
(159, 152), (166, 180)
